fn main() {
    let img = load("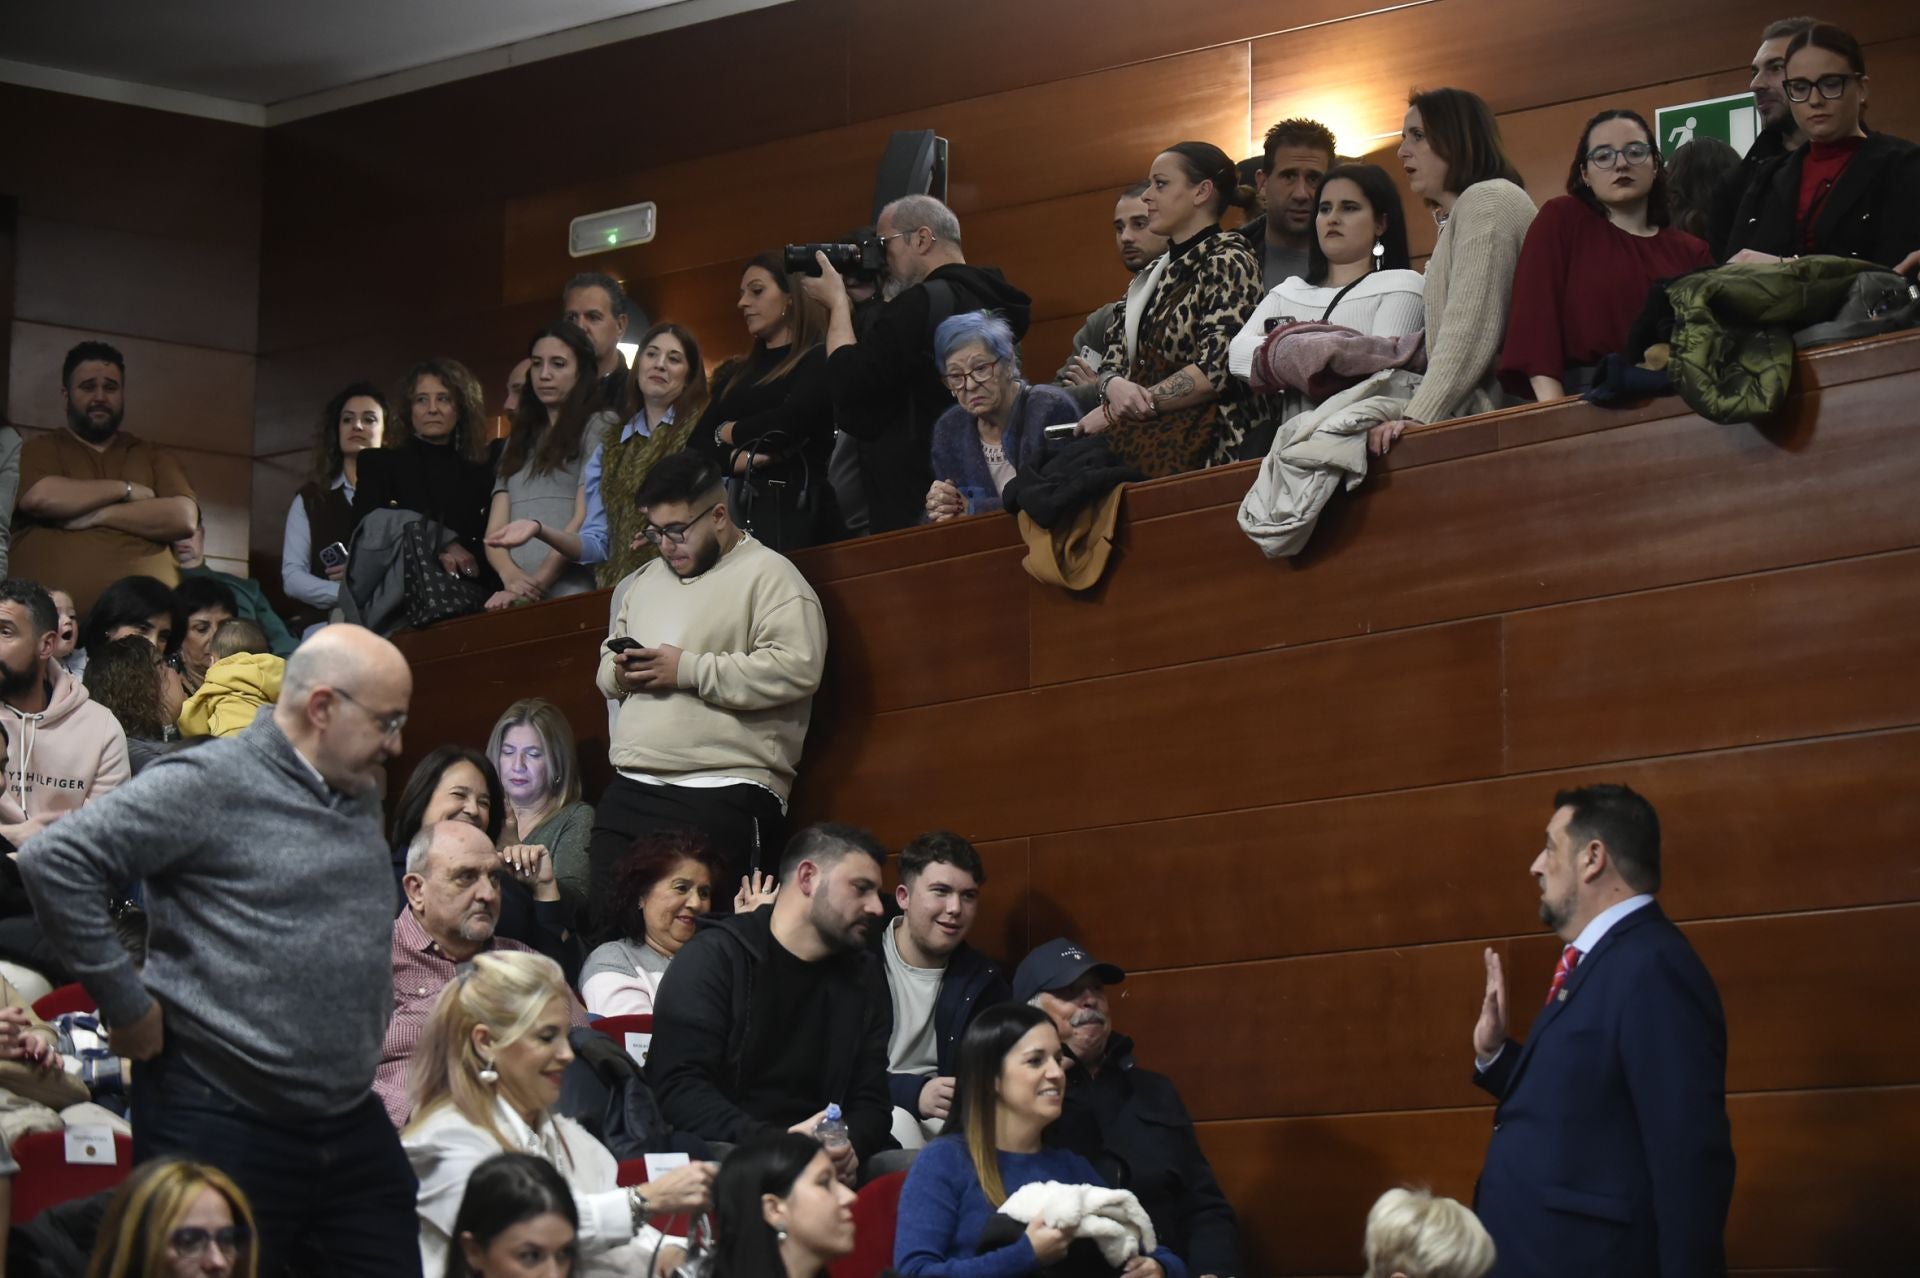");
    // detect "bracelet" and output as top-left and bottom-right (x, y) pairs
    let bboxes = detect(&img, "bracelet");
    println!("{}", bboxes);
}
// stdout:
(714, 424), (728, 448)
(627, 1185), (651, 1227)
